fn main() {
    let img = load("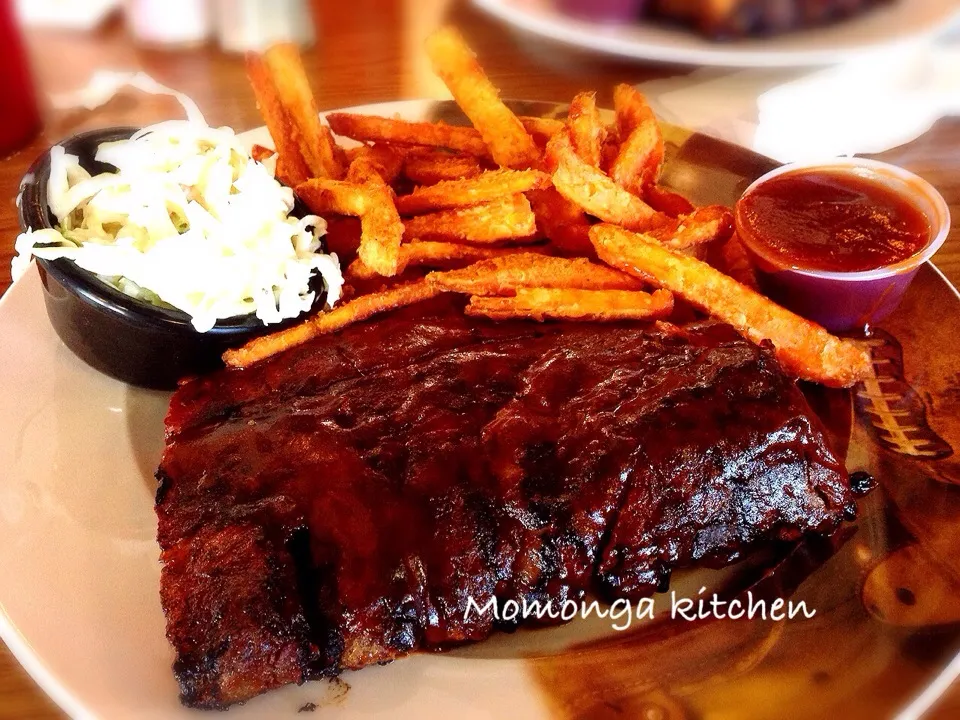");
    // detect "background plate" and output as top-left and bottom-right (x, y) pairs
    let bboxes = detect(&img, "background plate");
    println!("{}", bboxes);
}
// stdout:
(1, 100), (959, 719)
(472, 0), (960, 67)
